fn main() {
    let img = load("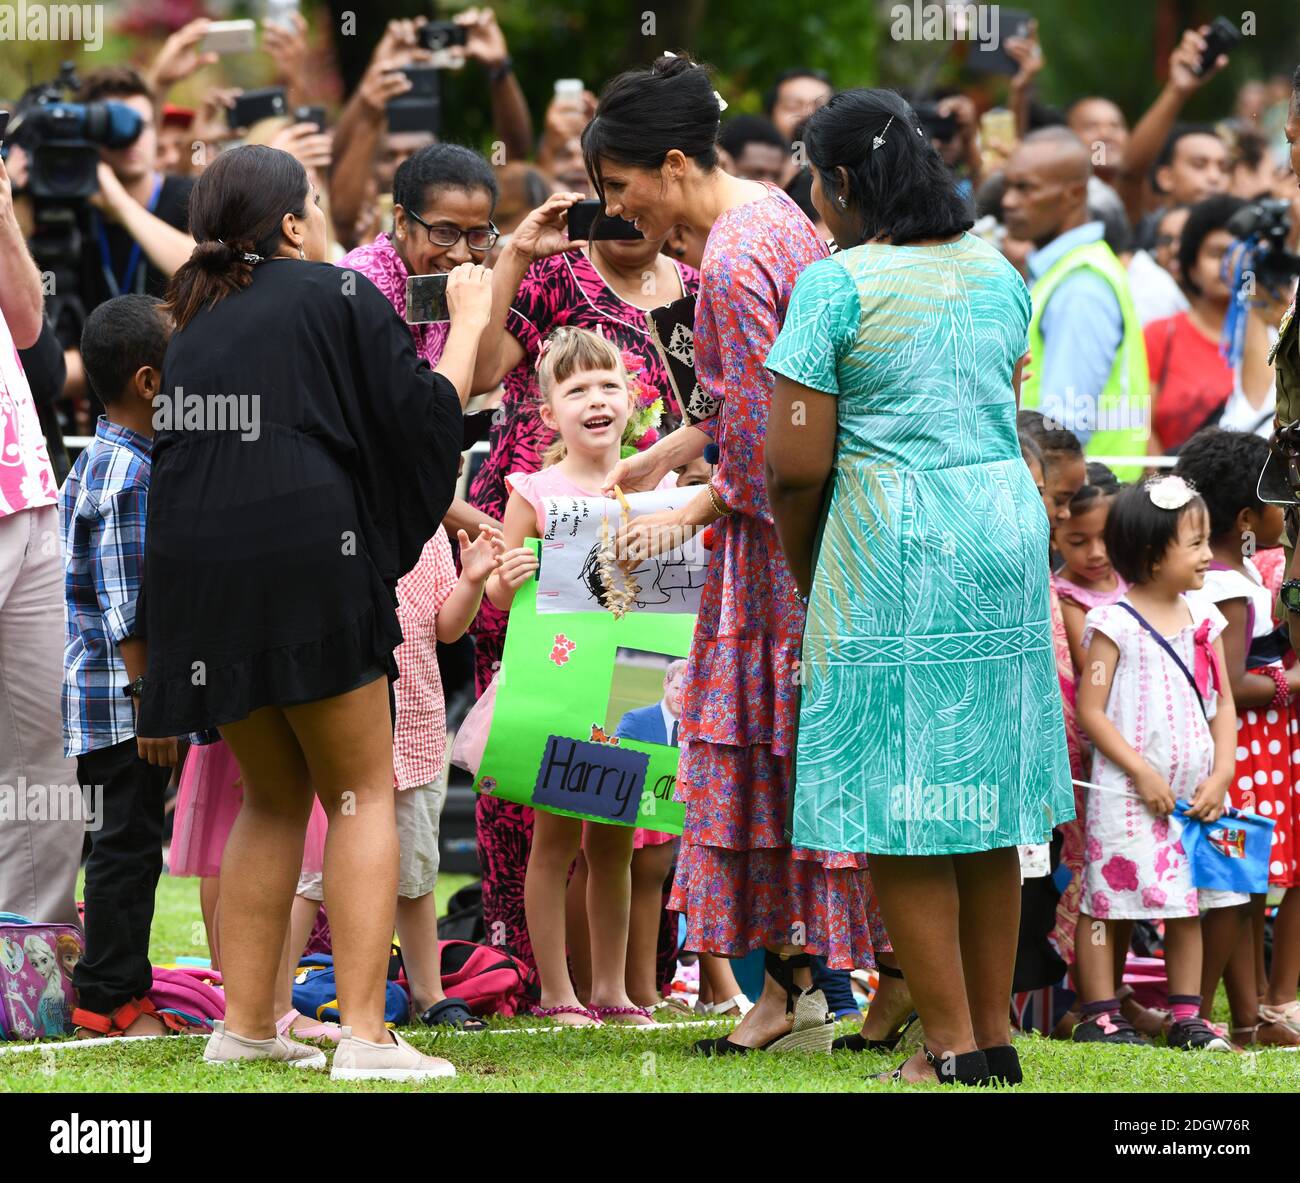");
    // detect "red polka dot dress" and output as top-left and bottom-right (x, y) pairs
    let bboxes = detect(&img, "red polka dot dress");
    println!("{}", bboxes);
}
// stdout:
(1203, 559), (1298, 888)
